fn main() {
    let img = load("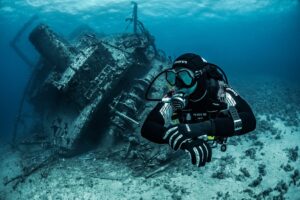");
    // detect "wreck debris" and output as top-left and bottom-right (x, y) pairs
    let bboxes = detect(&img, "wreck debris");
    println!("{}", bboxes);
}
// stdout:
(3, 153), (59, 190)
(145, 152), (184, 179)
